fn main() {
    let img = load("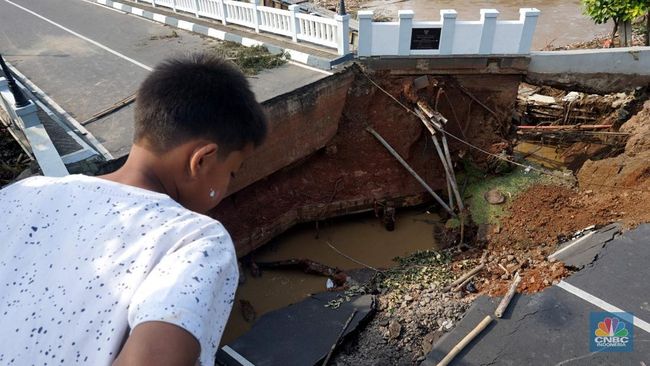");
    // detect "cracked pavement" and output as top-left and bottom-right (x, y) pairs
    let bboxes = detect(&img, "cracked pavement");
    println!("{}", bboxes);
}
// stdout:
(423, 224), (650, 365)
